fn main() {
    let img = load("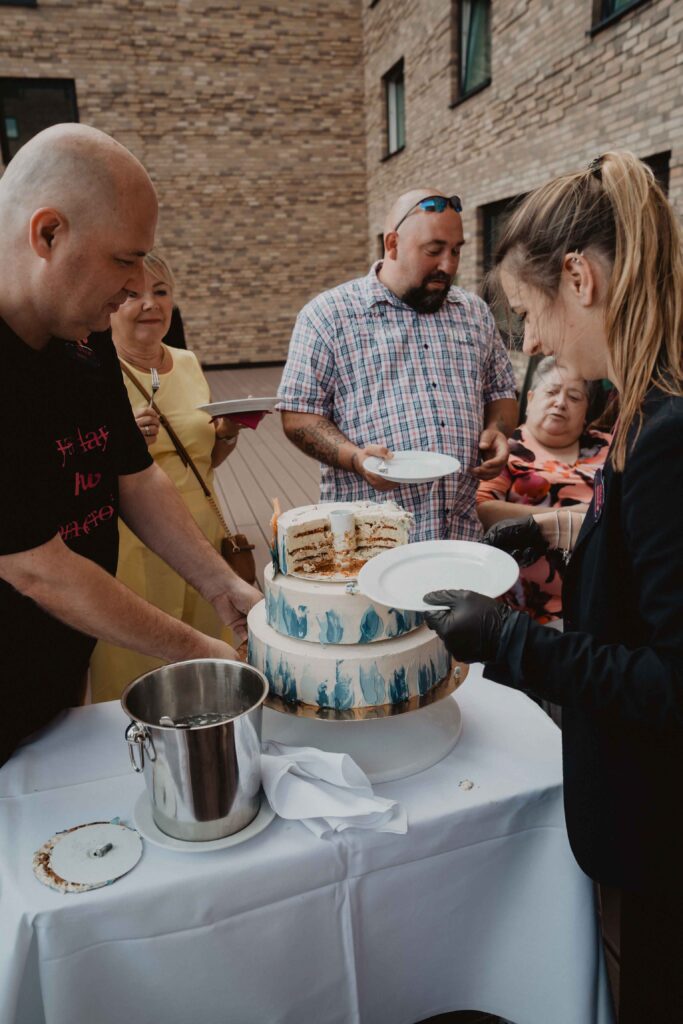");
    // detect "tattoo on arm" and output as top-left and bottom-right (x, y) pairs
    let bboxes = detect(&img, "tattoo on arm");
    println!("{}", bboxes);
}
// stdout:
(290, 420), (352, 469)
